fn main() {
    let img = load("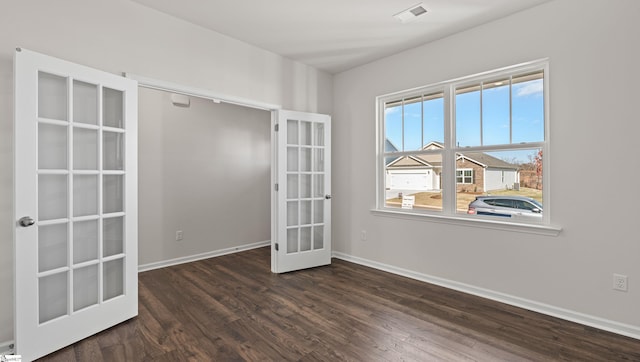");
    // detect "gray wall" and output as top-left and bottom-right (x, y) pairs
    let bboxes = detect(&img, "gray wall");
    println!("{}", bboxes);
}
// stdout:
(332, 0), (640, 334)
(138, 88), (271, 266)
(0, 0), (332, 346)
